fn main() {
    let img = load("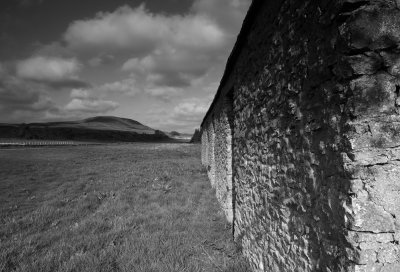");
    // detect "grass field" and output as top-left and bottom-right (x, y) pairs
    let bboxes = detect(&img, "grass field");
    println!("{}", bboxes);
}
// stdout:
(0, 143), (250, 272)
